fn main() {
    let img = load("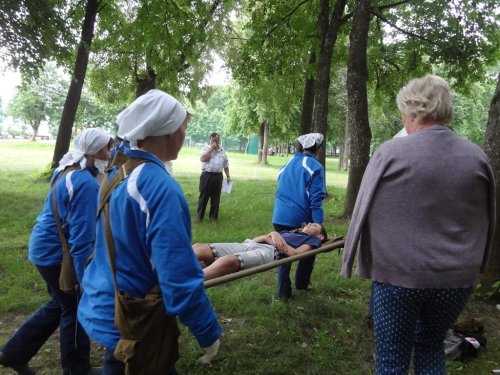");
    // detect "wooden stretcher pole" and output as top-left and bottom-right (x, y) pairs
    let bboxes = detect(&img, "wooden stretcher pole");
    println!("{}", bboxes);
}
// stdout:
(203, 238), (345, 289)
